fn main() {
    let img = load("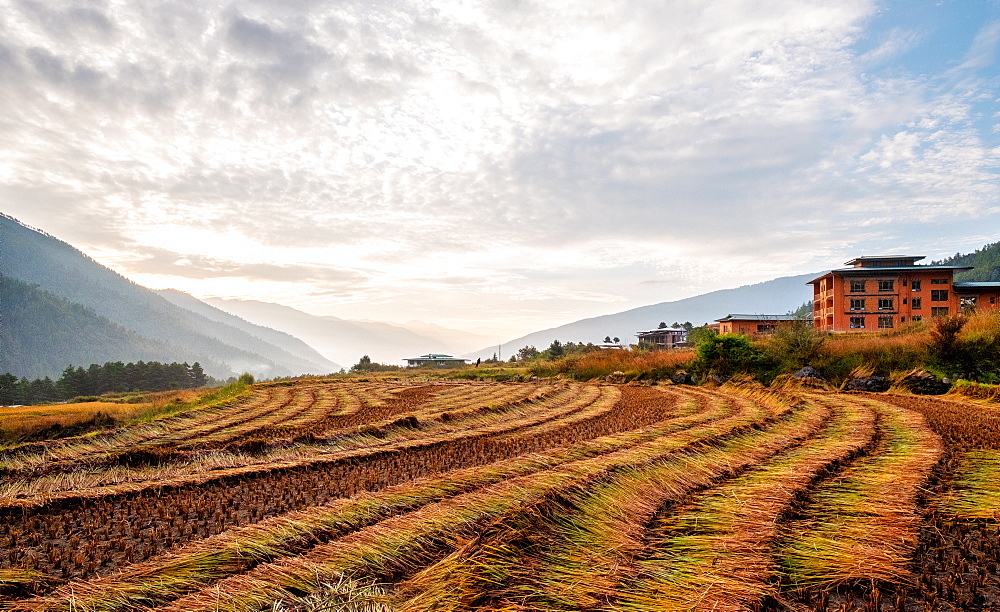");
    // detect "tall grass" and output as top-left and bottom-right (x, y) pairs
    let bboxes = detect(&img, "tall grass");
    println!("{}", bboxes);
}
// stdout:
(529, 349), (695, 381)
(0, 386), (221, 446)
(777, 395), (944, 590)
